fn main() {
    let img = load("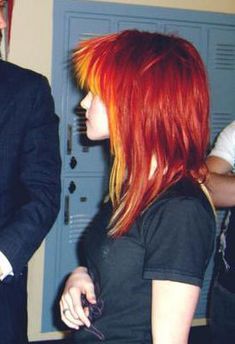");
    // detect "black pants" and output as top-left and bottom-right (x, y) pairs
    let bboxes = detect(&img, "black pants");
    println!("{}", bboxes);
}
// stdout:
(0, 267), (28, 344)
(210, 281), (235, 344)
